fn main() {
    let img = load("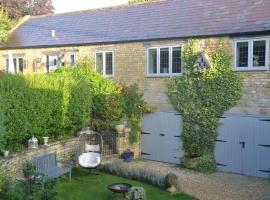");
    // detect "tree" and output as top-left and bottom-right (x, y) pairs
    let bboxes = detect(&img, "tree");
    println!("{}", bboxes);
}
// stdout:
(0, 11), (12, 43)
(0, 0), (54, 19)
(128, 0), (157, 5)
